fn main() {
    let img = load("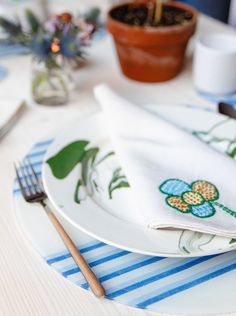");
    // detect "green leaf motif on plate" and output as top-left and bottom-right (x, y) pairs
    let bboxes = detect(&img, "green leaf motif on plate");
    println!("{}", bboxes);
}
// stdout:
(193, 118), (236, 159)
(46, 140), (89, 179)
(81, 148), (99, 185)
(74, 179), (83, 204)
(230, 238), (236, 245)
(229, 147), (236, 158)
(46, 139), (128, 204)
(108, 167), (130, 199)
(178, 230), (215, 254)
